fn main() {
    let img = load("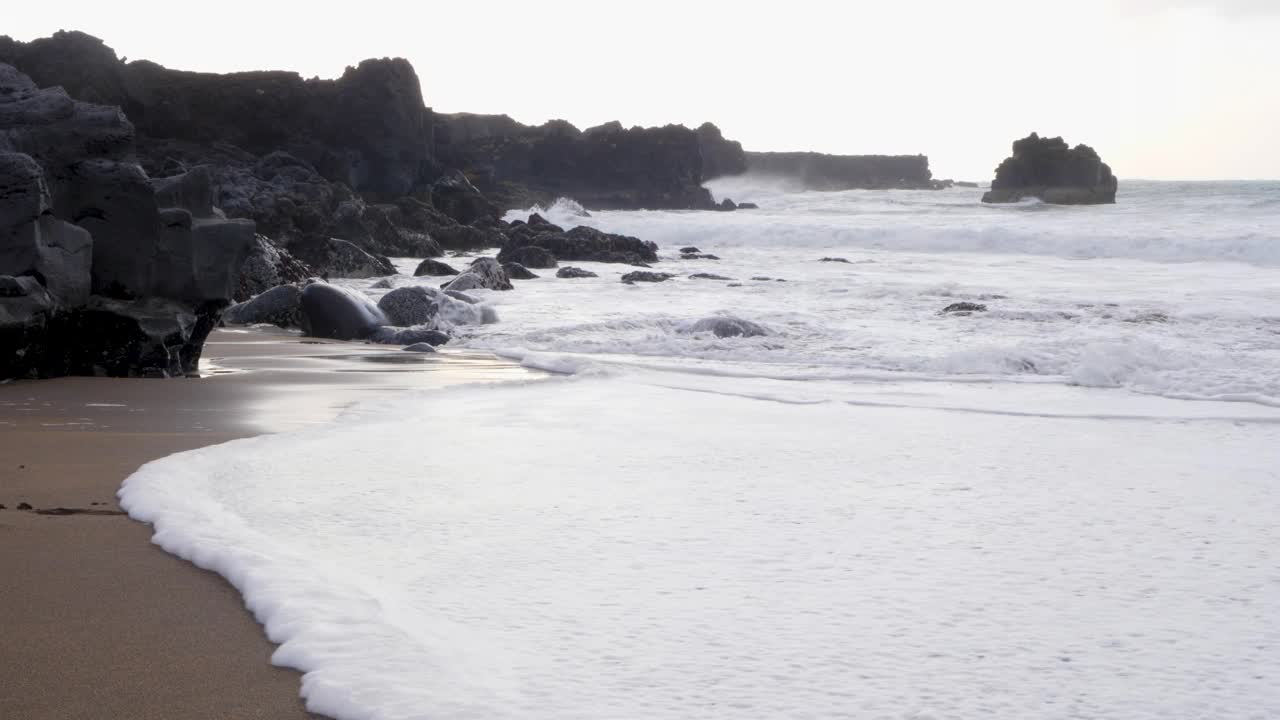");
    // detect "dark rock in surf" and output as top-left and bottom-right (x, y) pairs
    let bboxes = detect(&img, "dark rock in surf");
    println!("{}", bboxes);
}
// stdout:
(715, 198), (738, 211)
(442, 257), (512, 292)
(556, 266), (597, 279)
(414, 258), (460, 277)
(501, 224), (658, 265)
(402, 342), (437, 353)
(299, 283), (387, 340)
(621, 271), (673, 284)
(820, 257), (852, 264)
(499, 245), (558, 269)
(981, 133), (1117, 205)
(689, 273), (733, 281)
(687, 316), (769, 338)
(369, 325), (451, 347)
(941, 302), (987, 314)
(502, 262), (540, 280)
(736, 202), (759, 210)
